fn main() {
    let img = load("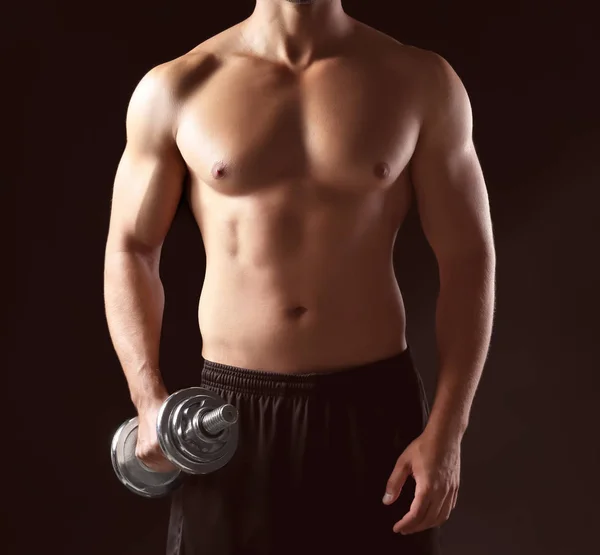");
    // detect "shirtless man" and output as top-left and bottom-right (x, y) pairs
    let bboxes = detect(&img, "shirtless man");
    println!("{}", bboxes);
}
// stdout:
(103, 1), (496, 553)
